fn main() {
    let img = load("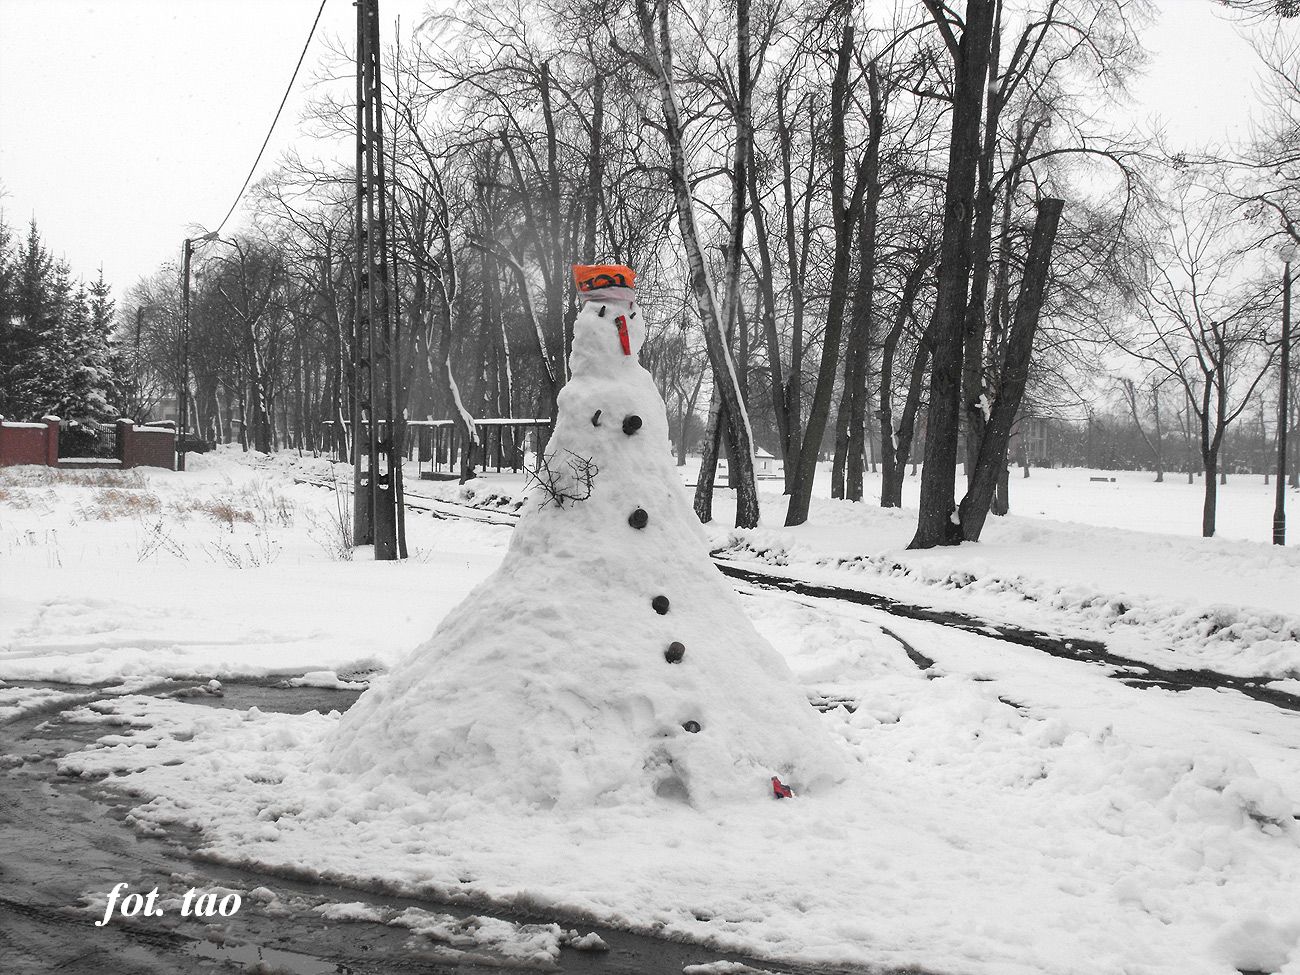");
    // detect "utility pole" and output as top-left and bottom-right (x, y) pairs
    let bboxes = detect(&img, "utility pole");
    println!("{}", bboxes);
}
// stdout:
(353, 0), (406, 558)
(1275, 244), (1295, 546)
(179, 232), (218, 471)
